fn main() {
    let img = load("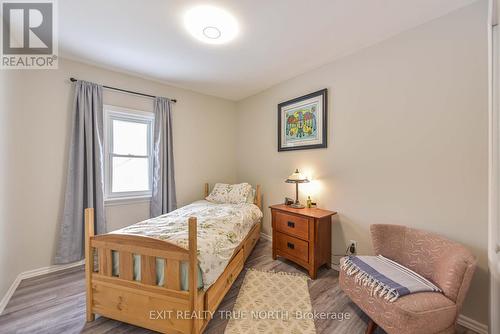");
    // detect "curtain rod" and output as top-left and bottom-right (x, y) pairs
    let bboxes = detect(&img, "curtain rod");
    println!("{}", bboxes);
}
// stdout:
(69, 77), (177, 103)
